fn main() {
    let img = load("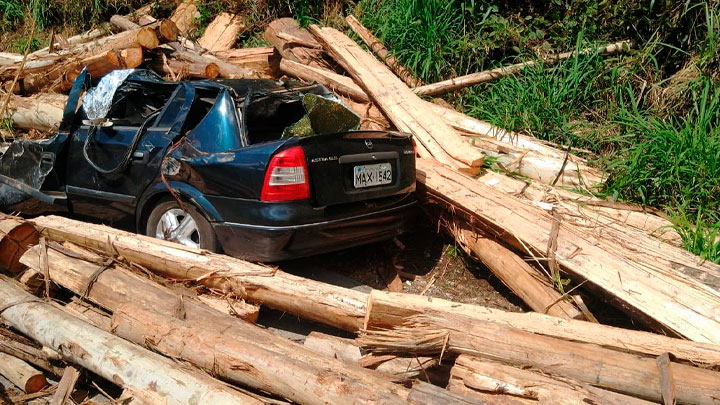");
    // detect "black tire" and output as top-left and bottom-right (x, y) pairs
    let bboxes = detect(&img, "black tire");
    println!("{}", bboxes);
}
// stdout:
(145, 199), (219, 252)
